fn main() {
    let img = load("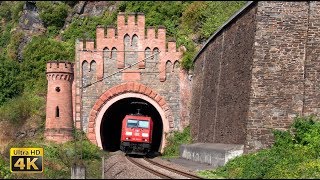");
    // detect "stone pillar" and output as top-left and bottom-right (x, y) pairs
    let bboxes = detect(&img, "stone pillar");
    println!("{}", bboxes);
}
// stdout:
(71, 164), (86, 179)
